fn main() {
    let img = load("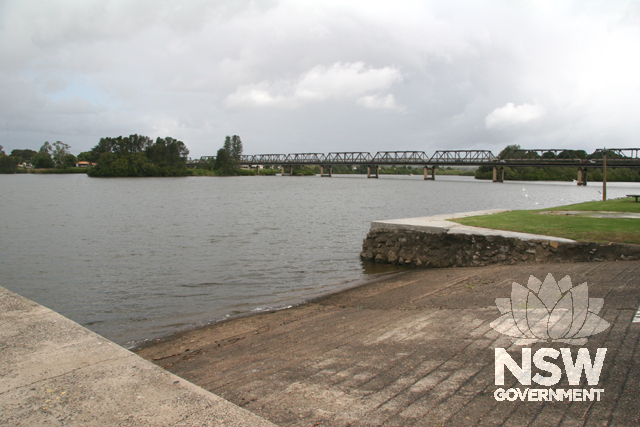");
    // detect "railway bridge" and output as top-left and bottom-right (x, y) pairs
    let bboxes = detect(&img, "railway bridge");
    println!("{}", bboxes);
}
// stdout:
(192, 148), (640, 185)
